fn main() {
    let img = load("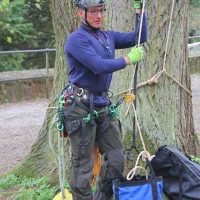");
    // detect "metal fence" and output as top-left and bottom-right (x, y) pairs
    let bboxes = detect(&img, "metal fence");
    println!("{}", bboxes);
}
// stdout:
(0, 48), (56, 98)
(188, 36), (200, 39)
